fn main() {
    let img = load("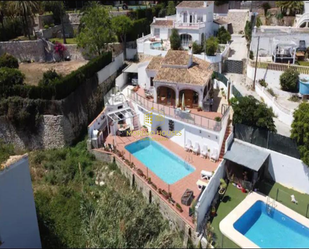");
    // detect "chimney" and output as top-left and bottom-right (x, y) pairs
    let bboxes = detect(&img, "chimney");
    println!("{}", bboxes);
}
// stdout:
(188, 44), (193, 67)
